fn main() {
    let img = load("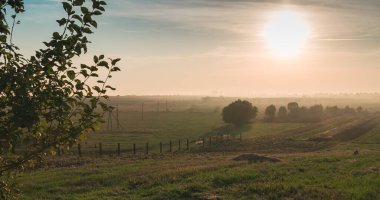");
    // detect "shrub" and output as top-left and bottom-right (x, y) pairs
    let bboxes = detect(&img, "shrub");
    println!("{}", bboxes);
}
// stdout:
(222, 100), (258, 126)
